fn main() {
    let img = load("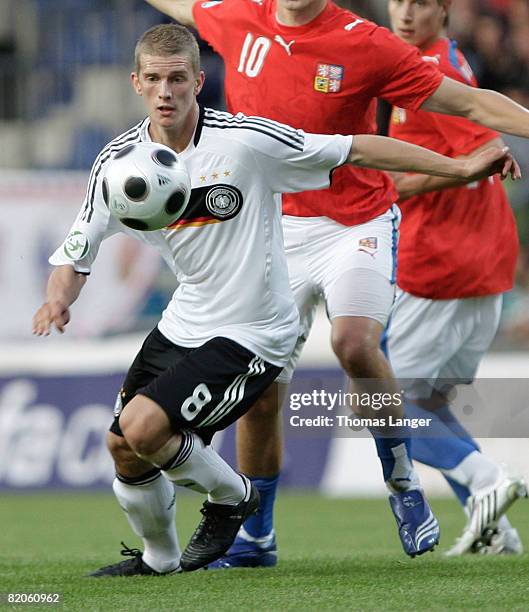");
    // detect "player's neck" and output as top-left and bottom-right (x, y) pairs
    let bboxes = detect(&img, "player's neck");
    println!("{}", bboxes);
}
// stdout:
(419, 32), (446, 53)
(149, 103), (199, 153)
(275, 0), (328, 27)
